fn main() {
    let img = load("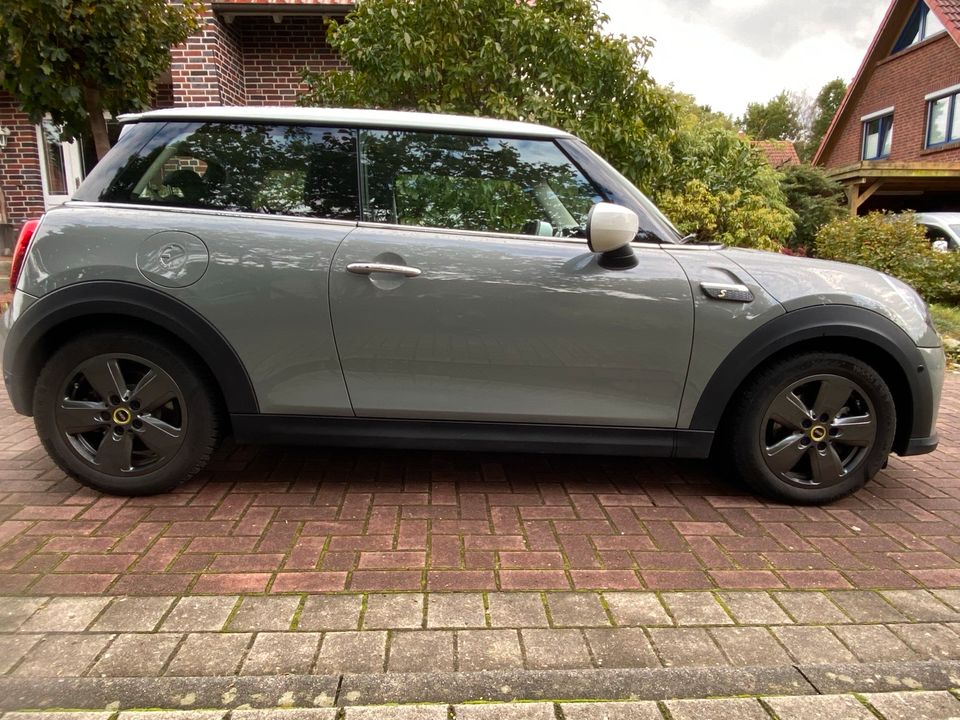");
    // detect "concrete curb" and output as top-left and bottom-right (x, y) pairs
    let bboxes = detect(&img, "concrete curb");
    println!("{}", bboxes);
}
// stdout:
(1, 661), (958, 711)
